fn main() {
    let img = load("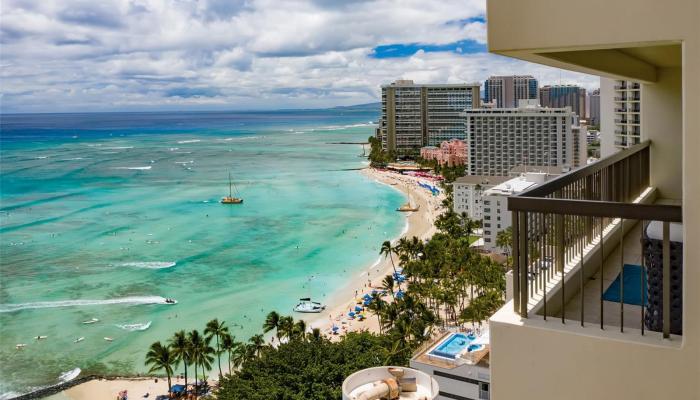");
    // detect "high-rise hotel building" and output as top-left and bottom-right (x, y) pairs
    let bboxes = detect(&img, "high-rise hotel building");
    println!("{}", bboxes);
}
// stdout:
(483, 75), (539, 108)
(377, 80), (480, 155)
(540, 84), (587, 120)
(465, 100), (586, 176)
